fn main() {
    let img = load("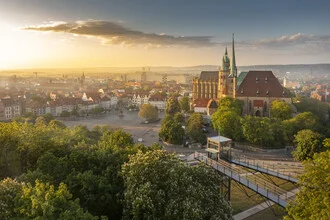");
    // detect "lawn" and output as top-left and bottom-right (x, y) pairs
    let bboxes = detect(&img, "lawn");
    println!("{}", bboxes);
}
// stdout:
(230, 174), (297, 218)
